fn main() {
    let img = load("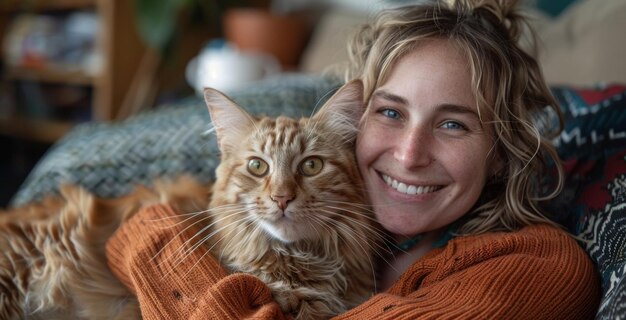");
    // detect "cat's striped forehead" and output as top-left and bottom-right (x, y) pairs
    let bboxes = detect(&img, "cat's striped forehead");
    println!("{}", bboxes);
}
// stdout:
(251, 115), (315, 152)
